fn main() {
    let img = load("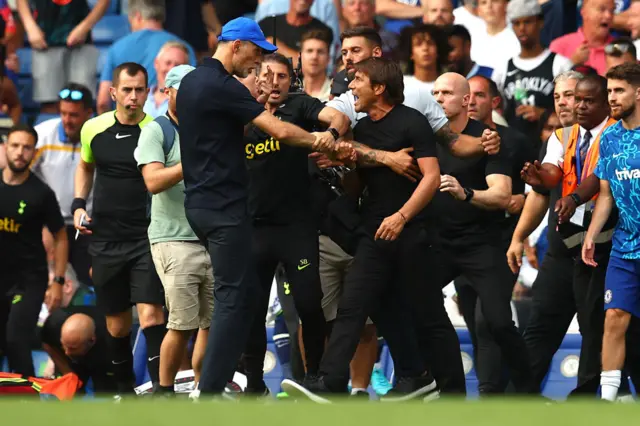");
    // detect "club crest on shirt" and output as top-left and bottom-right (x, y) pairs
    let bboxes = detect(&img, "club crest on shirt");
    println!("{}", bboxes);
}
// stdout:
(605, 289), (613, 304)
